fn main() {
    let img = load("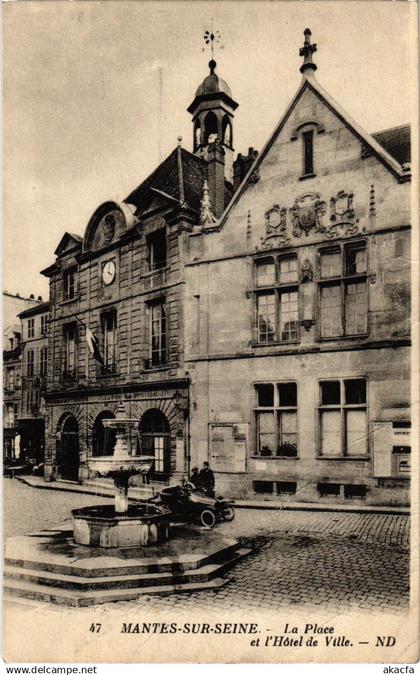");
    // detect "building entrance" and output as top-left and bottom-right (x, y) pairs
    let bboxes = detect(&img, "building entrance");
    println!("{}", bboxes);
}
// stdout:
(58, 416), (80, 481)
